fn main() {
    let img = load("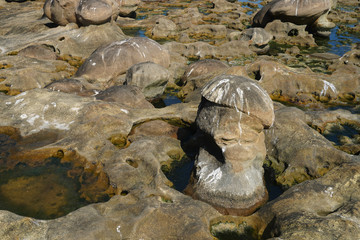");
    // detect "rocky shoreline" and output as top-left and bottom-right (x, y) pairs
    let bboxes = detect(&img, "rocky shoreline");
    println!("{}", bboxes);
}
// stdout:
(0, 0), (359, 239)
